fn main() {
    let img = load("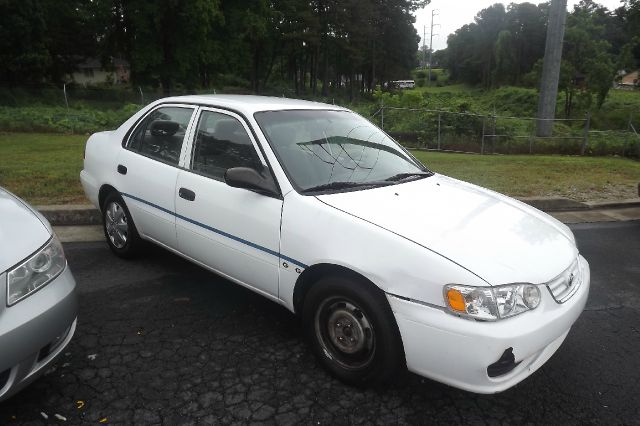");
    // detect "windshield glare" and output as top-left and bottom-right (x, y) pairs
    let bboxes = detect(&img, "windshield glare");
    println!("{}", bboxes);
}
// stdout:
(254, 110), (426, 192)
